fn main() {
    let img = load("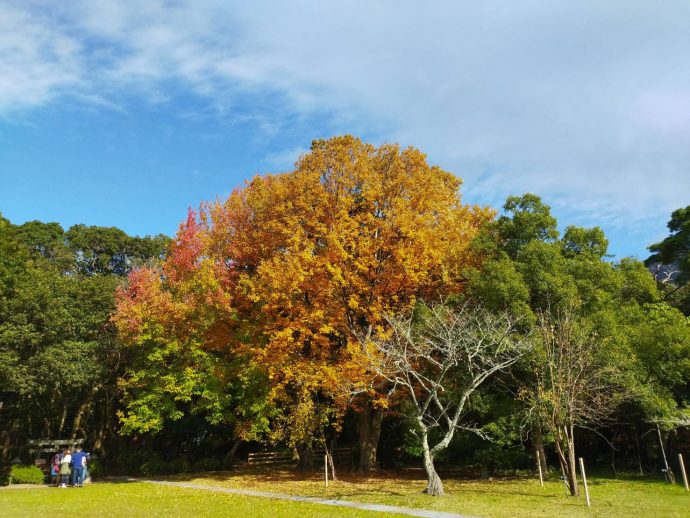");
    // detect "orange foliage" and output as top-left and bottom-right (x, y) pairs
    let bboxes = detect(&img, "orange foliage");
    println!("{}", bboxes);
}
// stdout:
(114, 135), (493, 438)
